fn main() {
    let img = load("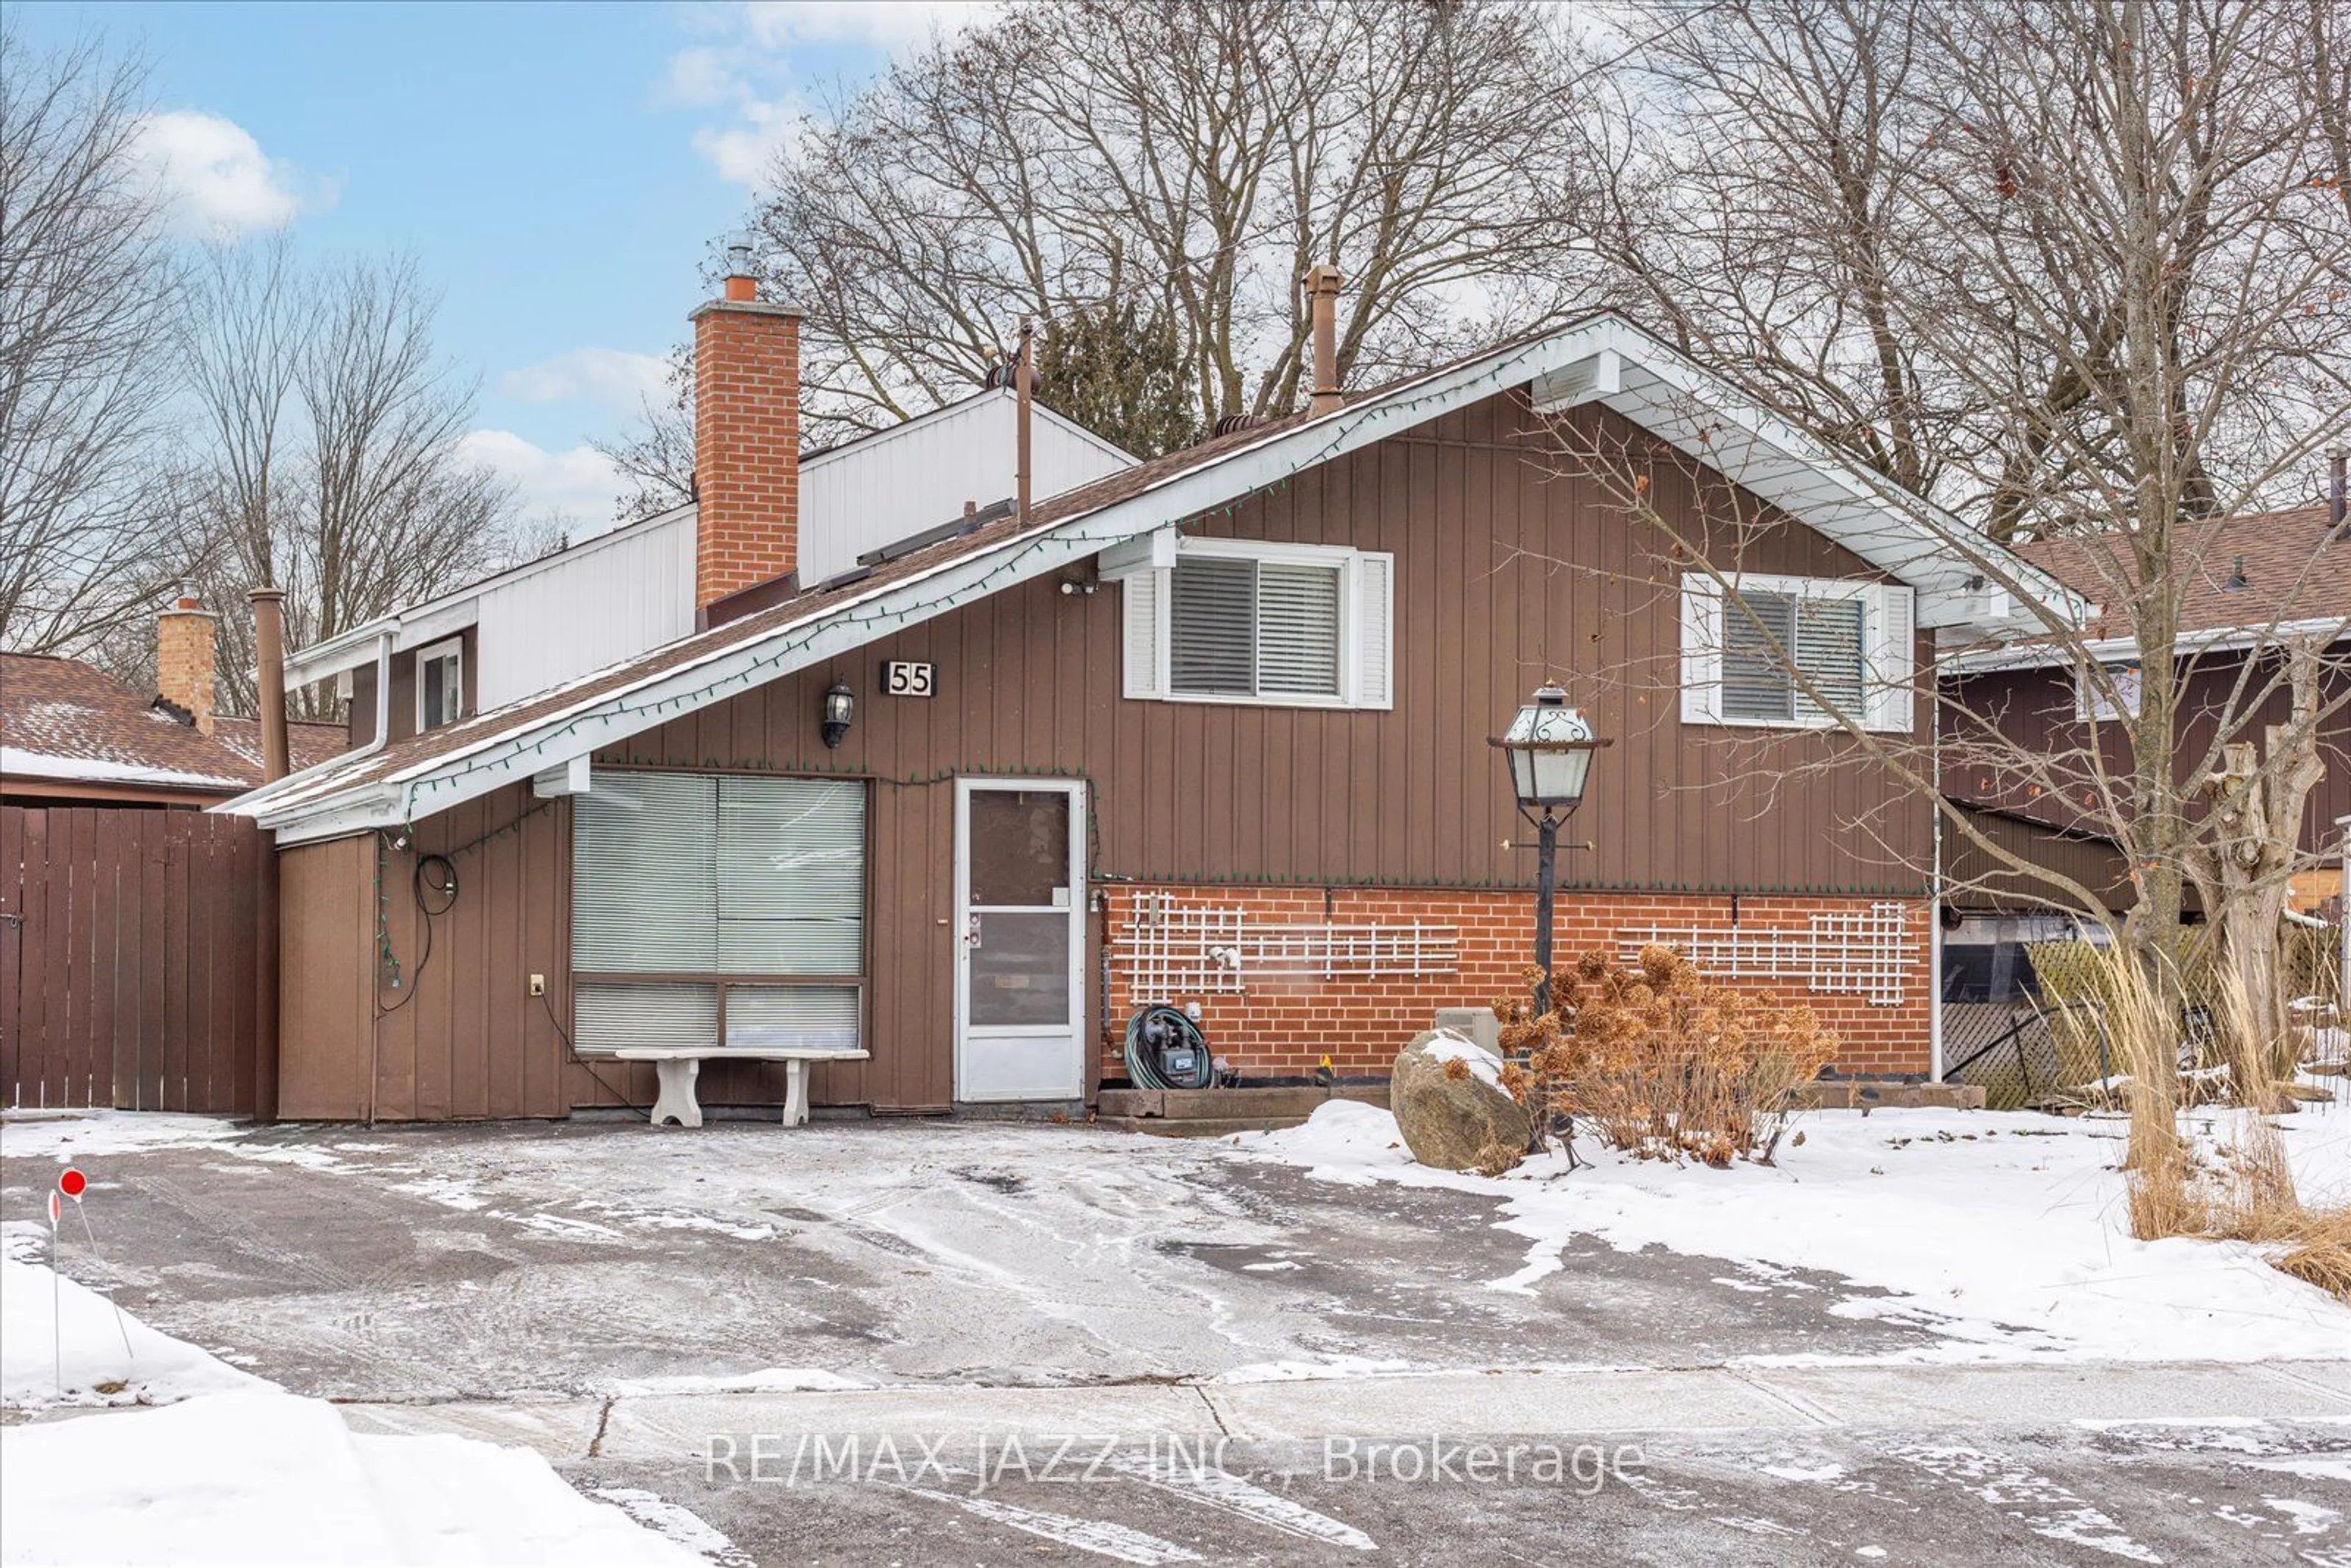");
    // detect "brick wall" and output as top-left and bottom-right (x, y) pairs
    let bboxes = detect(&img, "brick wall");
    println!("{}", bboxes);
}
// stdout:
(691, 296), (800, 610)
(1099, 883), (1933, 1081)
